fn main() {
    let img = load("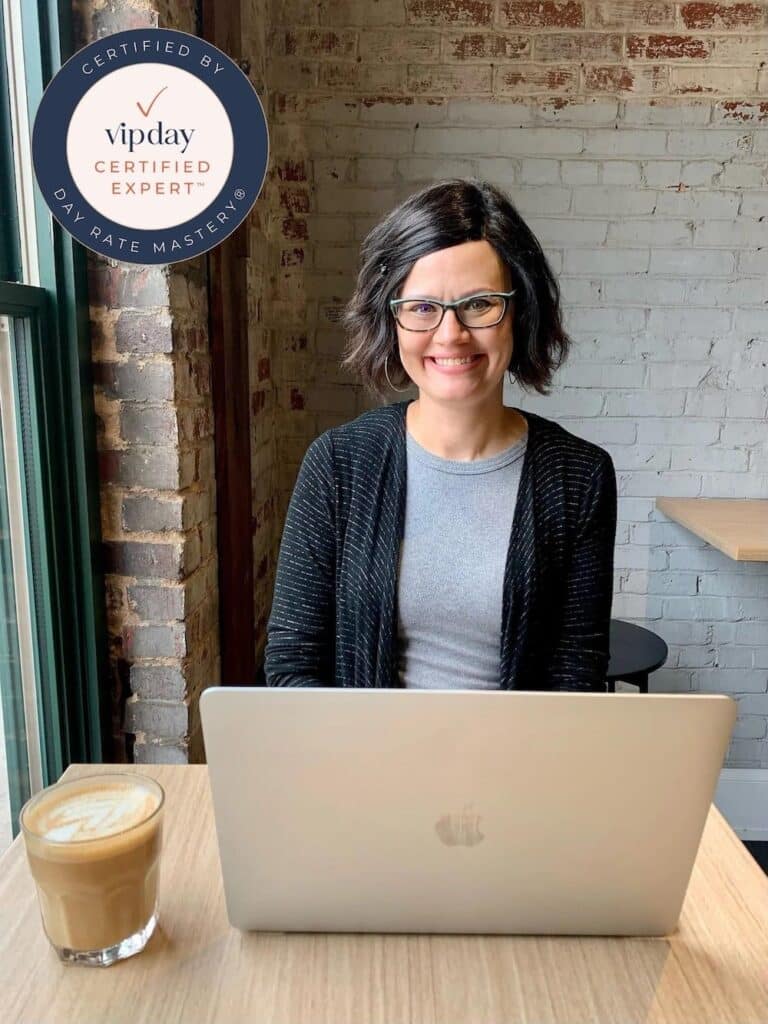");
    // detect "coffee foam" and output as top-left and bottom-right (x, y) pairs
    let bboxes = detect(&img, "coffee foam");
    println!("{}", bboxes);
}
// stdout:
(27, 781), (160, 842)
